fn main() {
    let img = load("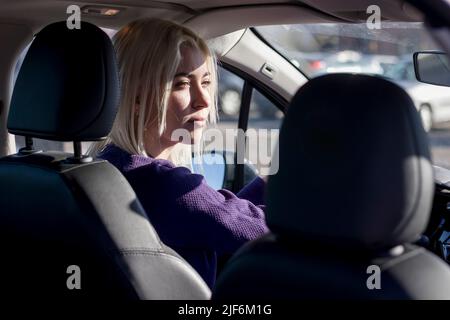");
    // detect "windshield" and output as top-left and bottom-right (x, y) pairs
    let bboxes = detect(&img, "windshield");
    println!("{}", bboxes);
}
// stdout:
(256, 22), (450, 170)
(255, 22), (437, 78)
